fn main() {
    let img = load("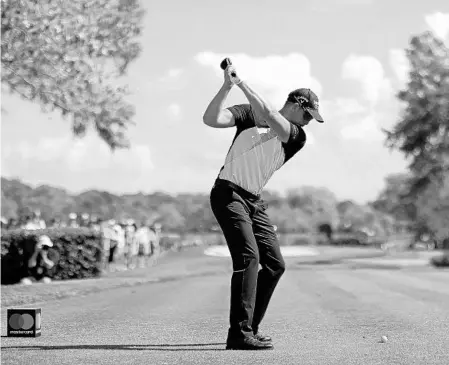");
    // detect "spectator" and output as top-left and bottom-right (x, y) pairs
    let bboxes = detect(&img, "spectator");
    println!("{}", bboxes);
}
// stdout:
(151, 223), (162, 257)
(124, 221), (137, 269)
(21, 235), (59, 285)
(134, 223), (153, 268)
(20, 211), (45, 230)
(89, 217), (102, 233)
(68, 213), (79, 228)
(113, 223), (125, 264)
(80, 213), (90, 227)
(100, 220), (121, 269)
